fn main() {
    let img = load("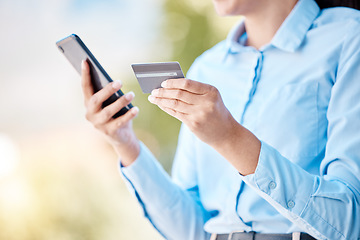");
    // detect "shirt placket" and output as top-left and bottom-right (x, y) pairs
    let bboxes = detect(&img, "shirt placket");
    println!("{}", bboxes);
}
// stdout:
(240, 50), (264, 125)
